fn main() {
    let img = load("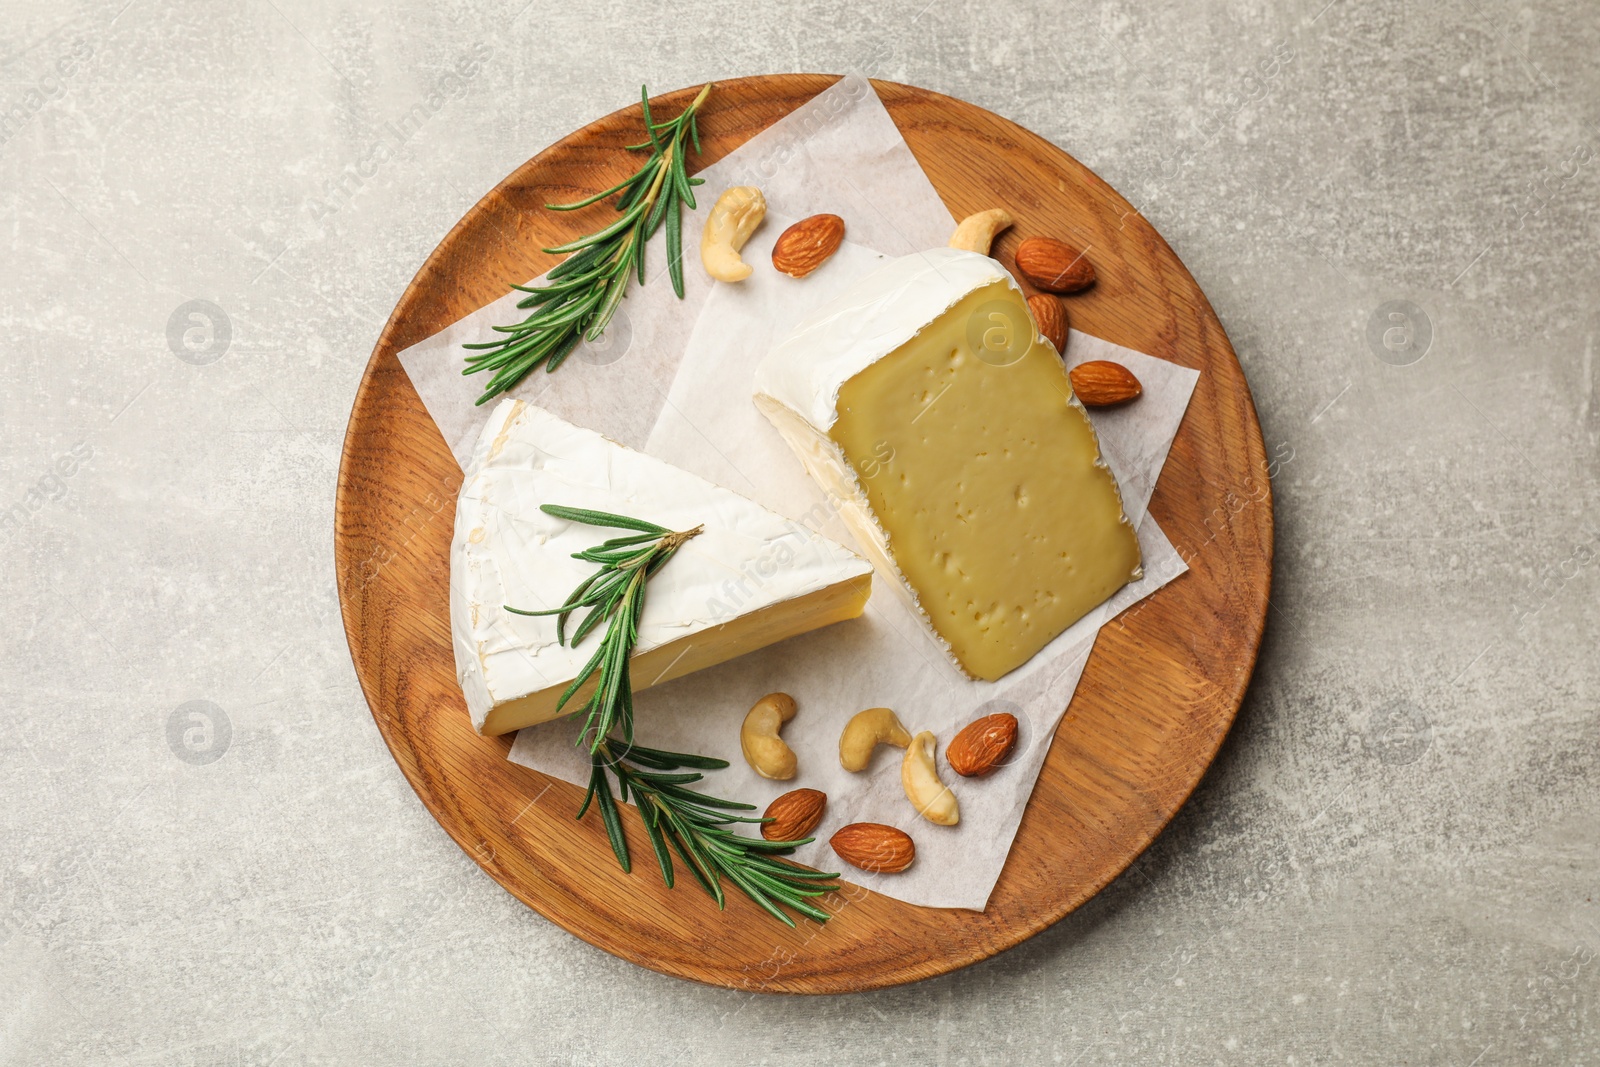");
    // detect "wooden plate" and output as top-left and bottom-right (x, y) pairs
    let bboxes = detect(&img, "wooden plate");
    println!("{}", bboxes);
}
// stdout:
(334, 75), (1272, 993)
